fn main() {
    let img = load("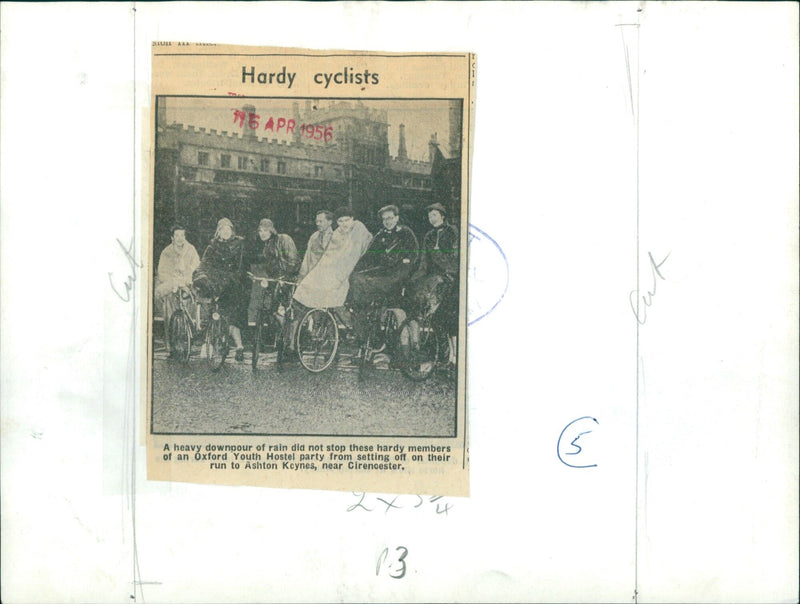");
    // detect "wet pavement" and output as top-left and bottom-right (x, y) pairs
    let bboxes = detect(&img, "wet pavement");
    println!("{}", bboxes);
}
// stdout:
(149, 344), (457, 436)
